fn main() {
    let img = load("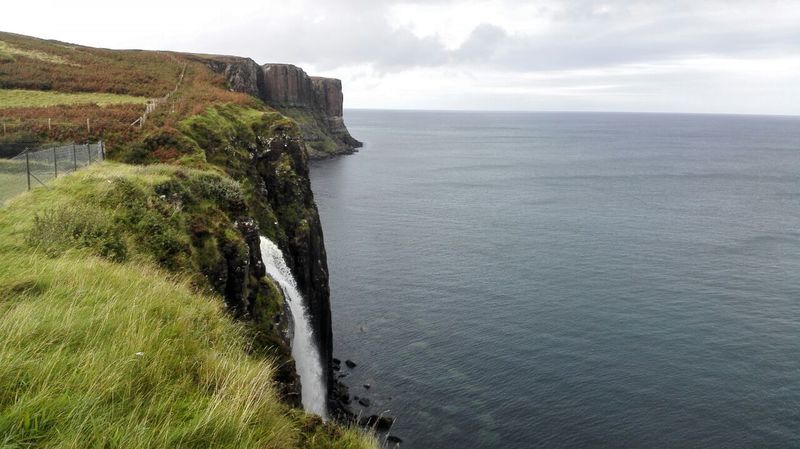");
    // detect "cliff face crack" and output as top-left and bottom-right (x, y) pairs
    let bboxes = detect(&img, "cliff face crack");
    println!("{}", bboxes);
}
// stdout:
(259, 236), (328, 419)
